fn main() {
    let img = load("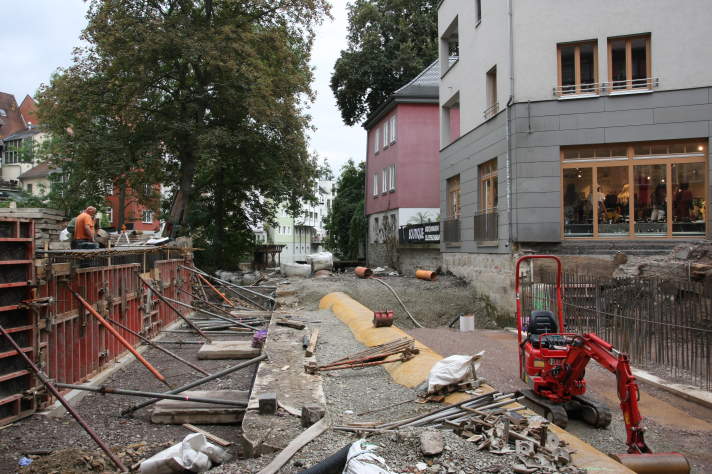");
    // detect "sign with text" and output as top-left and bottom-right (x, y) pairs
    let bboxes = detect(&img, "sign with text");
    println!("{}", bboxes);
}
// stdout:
(399, 223), (440, 244)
